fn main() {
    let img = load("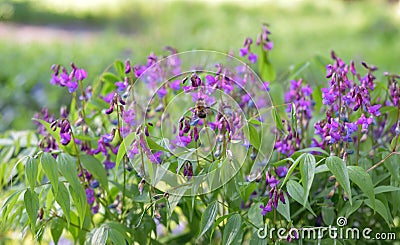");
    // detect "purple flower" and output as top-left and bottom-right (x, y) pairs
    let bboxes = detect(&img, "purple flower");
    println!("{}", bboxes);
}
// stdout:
(266, 170), (280, 188)
(368, 104), (381, 117)
(74, 68), (87, 81)
(86, 188), (95, 205)
(260, 202), (272, 215)
(239, 47), (248, 57)
(177, 135), (192, 147)
(66, 81), (78, 93)
(350, 61), (357, 75)
(256, 24), (273, 51)
(115, 78), (129, 93)
(125, 60), (131, 74)
(60, 132), (71, 145)
(157, 86), (168, 98)
(170, 79), (181, 90)
(357, 114), (373, 132)
(104, 159), (116, 170)
(263, 42), (273, 51)
(322, 88), (336, 105)
(183, 162), (193, 180)
(102, 131), (115, 144)
(149, 151), (162, 164)
(248, 53), (258, 63)
(275, 166), (288, 178)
